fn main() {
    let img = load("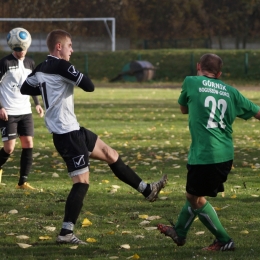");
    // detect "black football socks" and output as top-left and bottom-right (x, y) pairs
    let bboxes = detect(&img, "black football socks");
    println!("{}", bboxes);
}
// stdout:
(60, 183), (89, 236)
